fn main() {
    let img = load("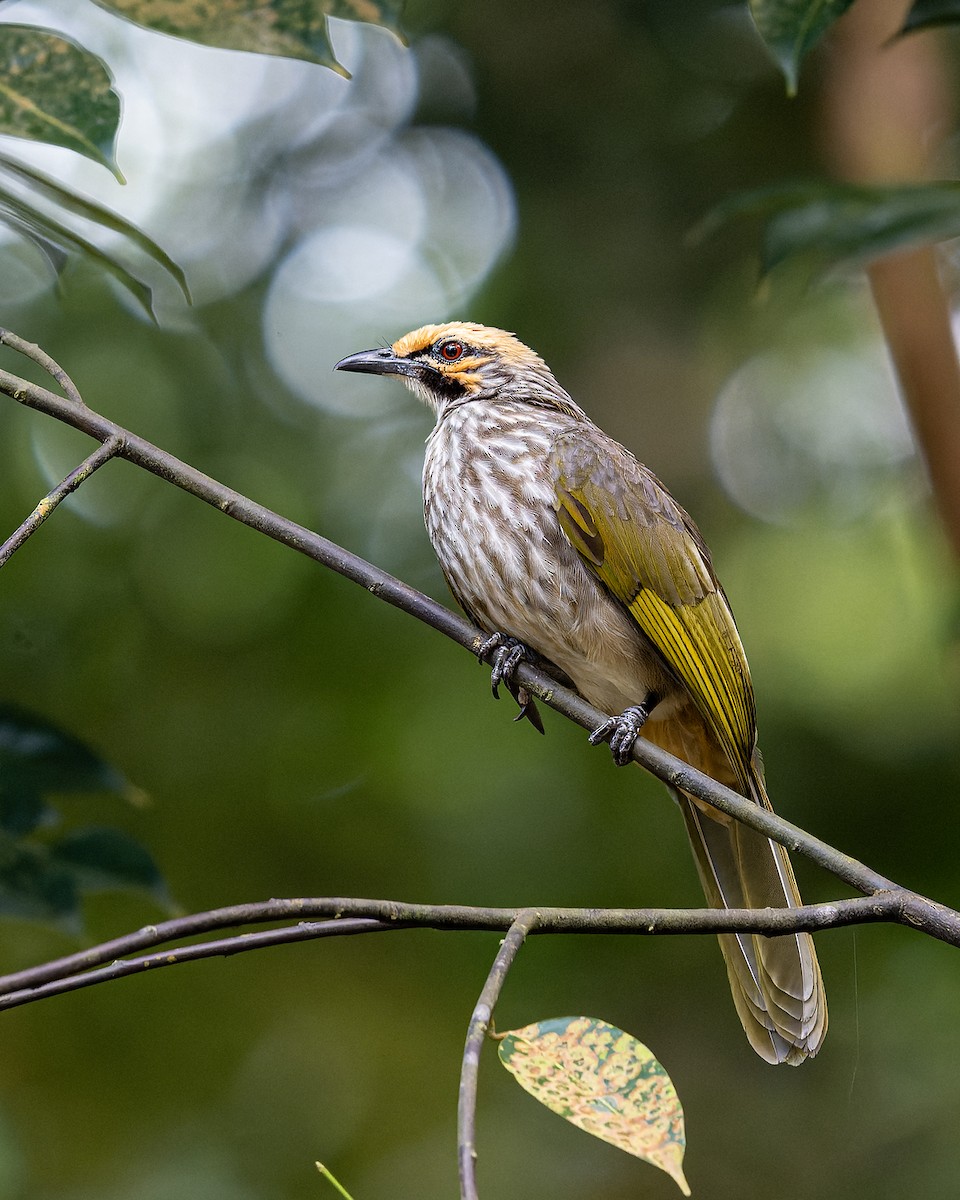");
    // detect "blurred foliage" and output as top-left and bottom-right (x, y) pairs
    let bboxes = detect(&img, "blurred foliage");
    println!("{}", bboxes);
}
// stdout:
(0, 706), (165, 925)
(749, 0), (960, 91)
(903, 0), (960, 34)
(0, 2), (959, 1200)
(701, 179), (960, 275)
(749, 0), (856, 93)
(0, 0), (403, 312)
(0, 23), (173, 312)
(0, 150), (189, 318)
